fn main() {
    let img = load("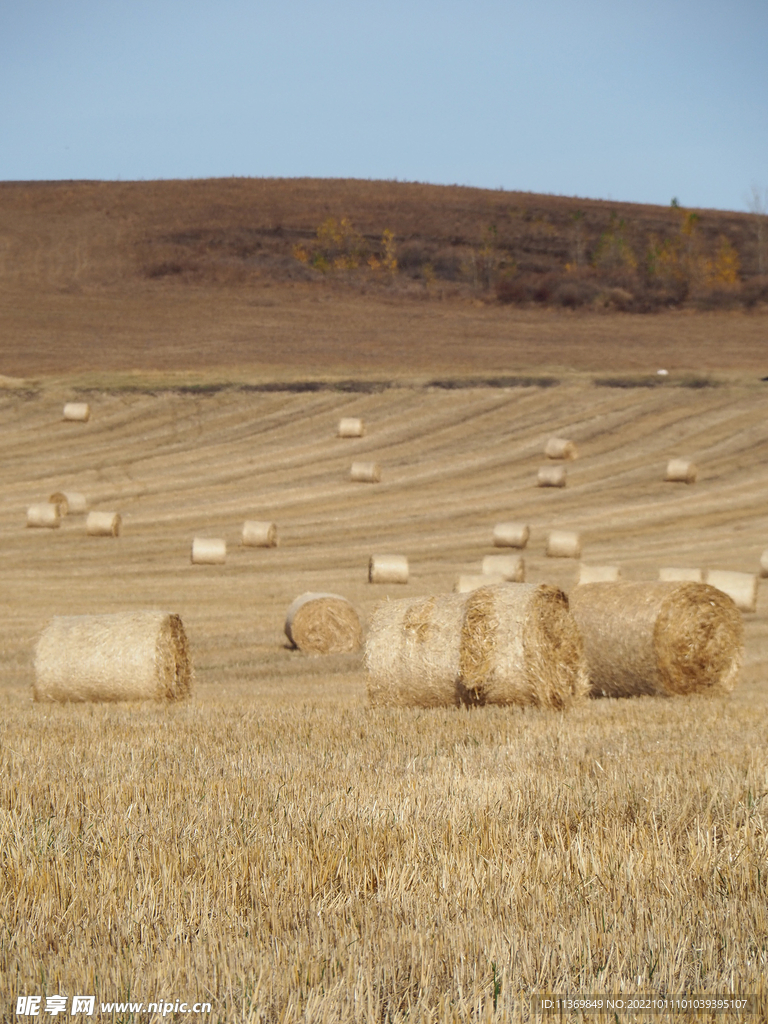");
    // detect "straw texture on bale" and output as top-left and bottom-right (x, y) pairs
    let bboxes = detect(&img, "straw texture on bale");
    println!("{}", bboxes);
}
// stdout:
(537, 464), (567, 488)
(705, 569), (758, 613)
(482, 553), (525, 582)
(659, 567), (703, 583)
(569, 581), (743, 698)
(26, 503), (60, 529)
(33, 611), (192, 703)
(492, 522), (529, 548)
(337, 417), (365, 438)
(49, 491), (88, 515)
(366, 583), (588, 710)
(284, 592), (363, 654)
(665, 458), (698, 483)
(760, 550), (768, 579)
(369, 554), (409, 584)
(63, 402), (90, 422)
(86, 511), (121, 537)
(241, 520), (278, 547)
(577, 564), (621, 584)
(455, 573), (506, 593)
(546, 530), (581, 558)
(545, 437), (578, 460)
(191, 538), (226, 564)
(350, 461), (381, 483)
